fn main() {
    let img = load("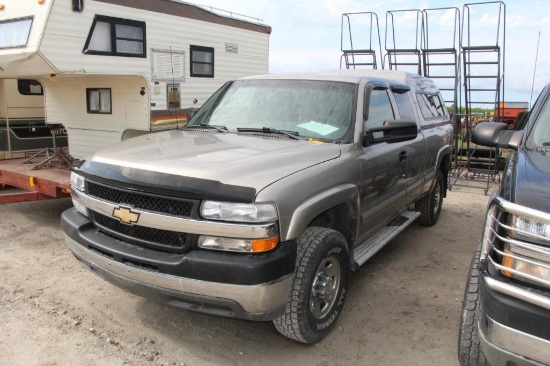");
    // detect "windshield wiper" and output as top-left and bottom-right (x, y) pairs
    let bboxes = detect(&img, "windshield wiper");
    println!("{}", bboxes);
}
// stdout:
(236, 127), (304, 140)
(184, 123), (228, 133)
